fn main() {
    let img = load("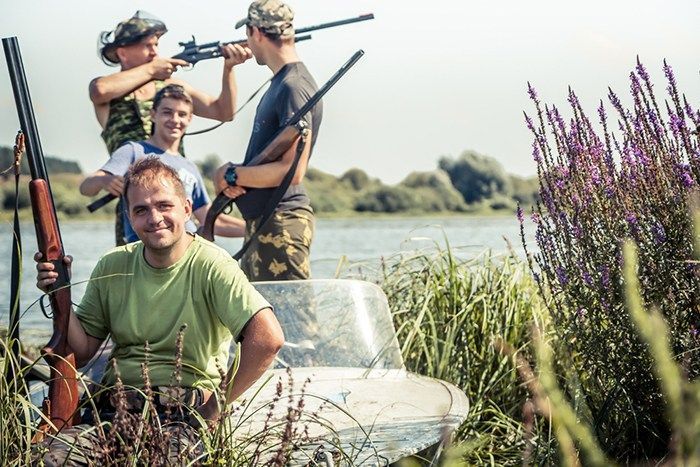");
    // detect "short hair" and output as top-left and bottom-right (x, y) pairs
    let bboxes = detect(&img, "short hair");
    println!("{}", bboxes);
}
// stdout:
(153, 84), (194, 111)
(247, 24), (293, 46)
(123, 157), (187, 210)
